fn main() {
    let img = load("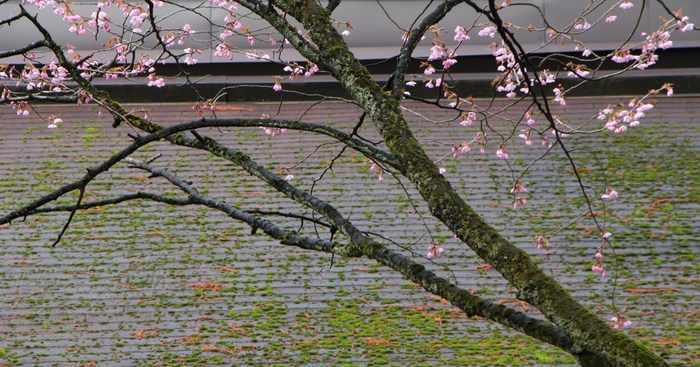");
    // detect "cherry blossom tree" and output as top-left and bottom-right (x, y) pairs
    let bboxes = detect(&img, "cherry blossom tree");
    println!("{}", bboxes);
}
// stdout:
(0, 1), (696, 366)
